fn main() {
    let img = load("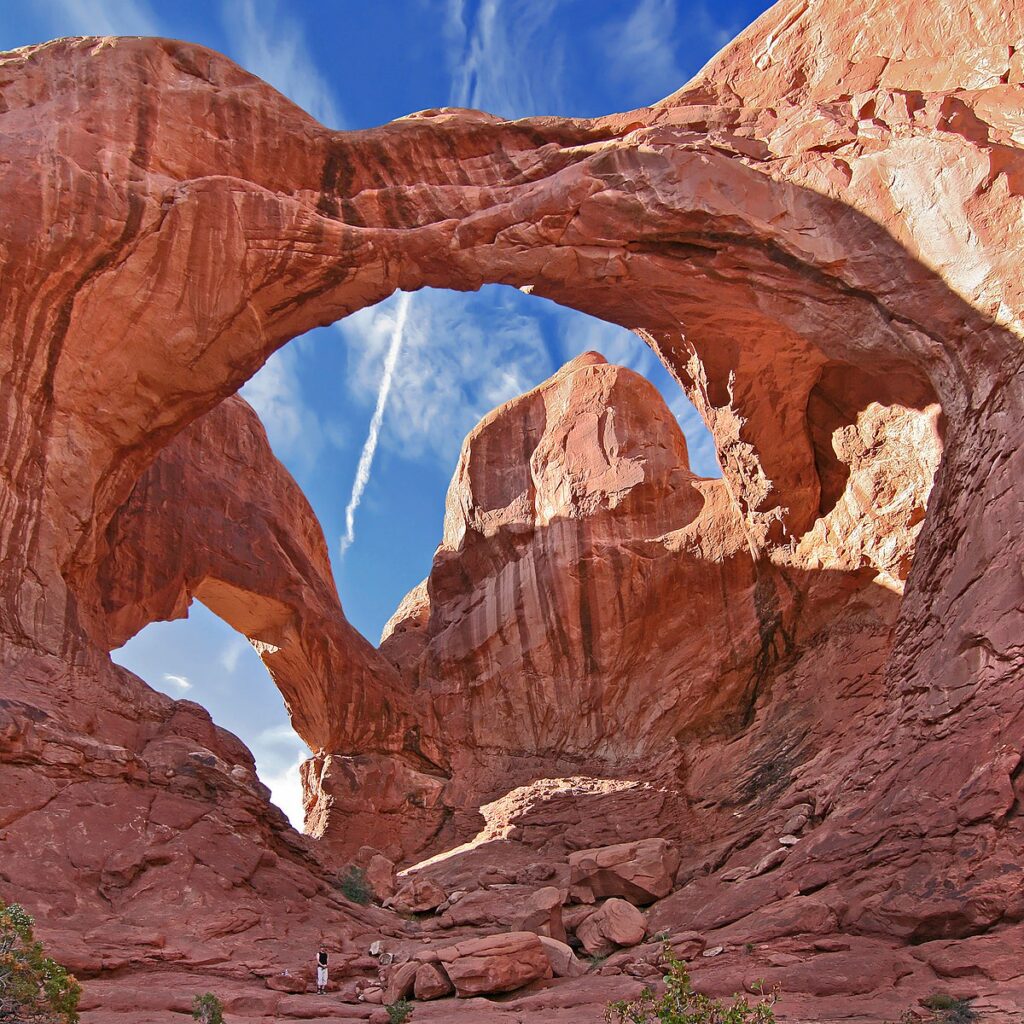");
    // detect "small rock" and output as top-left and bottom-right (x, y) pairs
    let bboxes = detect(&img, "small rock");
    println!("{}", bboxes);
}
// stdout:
(812, 938), (851, 952)
(265, 972), (306, 994)
(702, 946), (725, 958)
(749, 847), (789, 877)
(517, 862), (557, 884)
(782, 812), (809, 835)
(668, 932), (706, 960)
